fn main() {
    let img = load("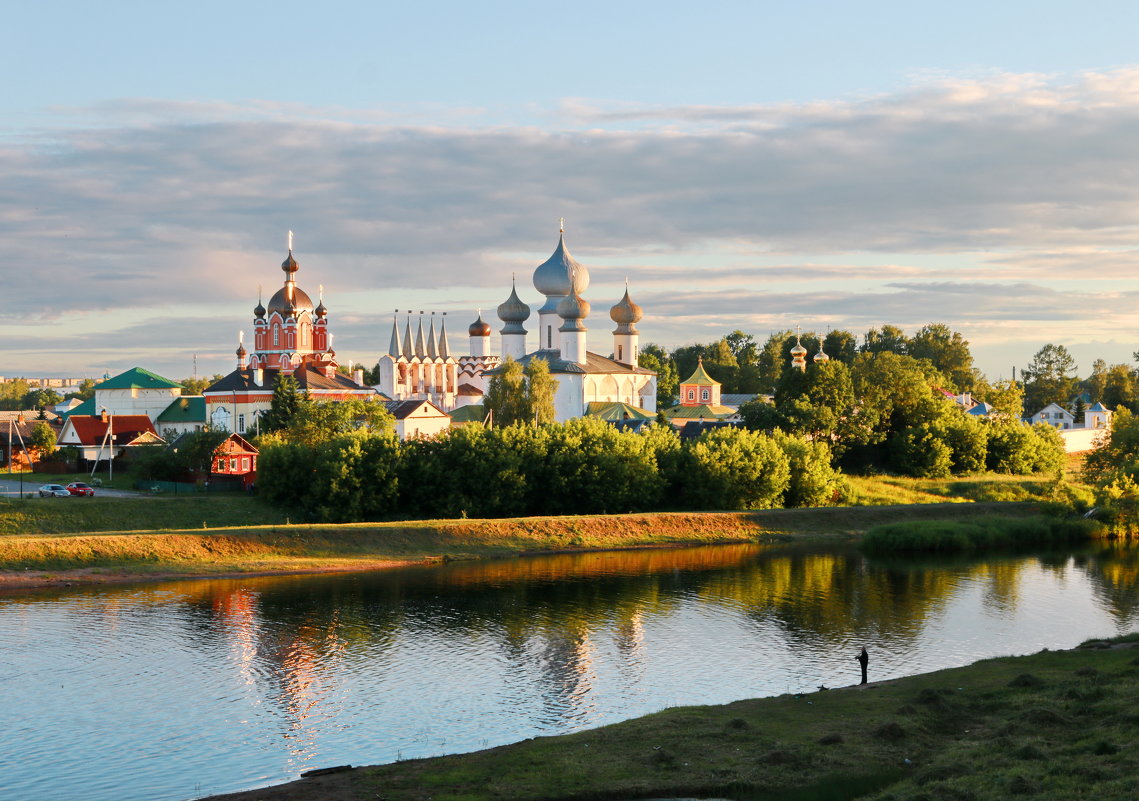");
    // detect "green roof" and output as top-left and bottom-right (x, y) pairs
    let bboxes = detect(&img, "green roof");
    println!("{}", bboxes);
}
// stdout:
(156, 396), (206, 423)
(680, 359), (720, 387)
(449, 404), (486, 423)
(661, 403), (737, 420)
(585, 401), (655, 421)
(59, 397), (96, 419)
(96, 367), (183, 391)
